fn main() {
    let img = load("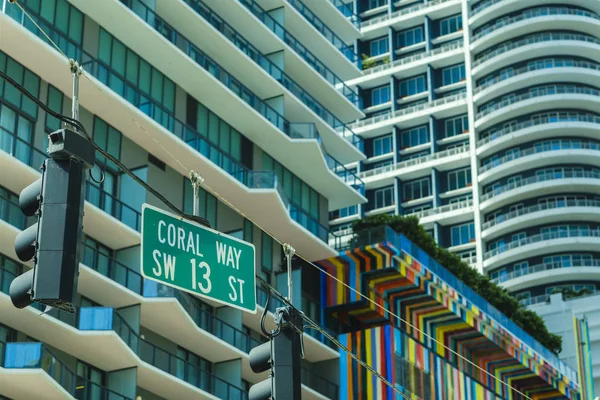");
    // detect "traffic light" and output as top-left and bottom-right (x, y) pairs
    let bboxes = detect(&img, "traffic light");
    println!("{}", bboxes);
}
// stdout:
(248, 307), (302, 400)
(11, 128), (95, 313)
